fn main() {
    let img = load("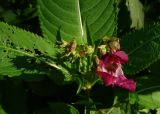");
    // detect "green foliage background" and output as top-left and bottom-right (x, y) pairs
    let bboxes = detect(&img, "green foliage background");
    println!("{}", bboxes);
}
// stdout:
(0, 0), (160, 114)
